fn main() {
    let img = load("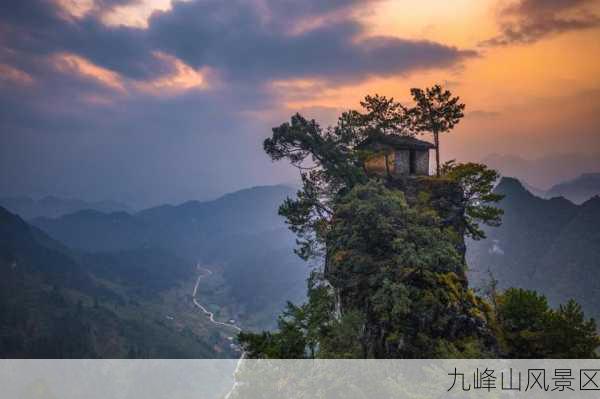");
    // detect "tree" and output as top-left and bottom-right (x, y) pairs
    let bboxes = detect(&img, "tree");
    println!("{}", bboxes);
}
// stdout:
(496, 288), (599, 358)
(544, 300), (599, 358)
(410, 85), (465, 176)
(496, 288), (549, 358)
(238, 271), (337, 359)
(263, 95), (413, 260)
(441, 161), (504, 240)
(355, 94), (413, 135)
(263, 113), (364, 260)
